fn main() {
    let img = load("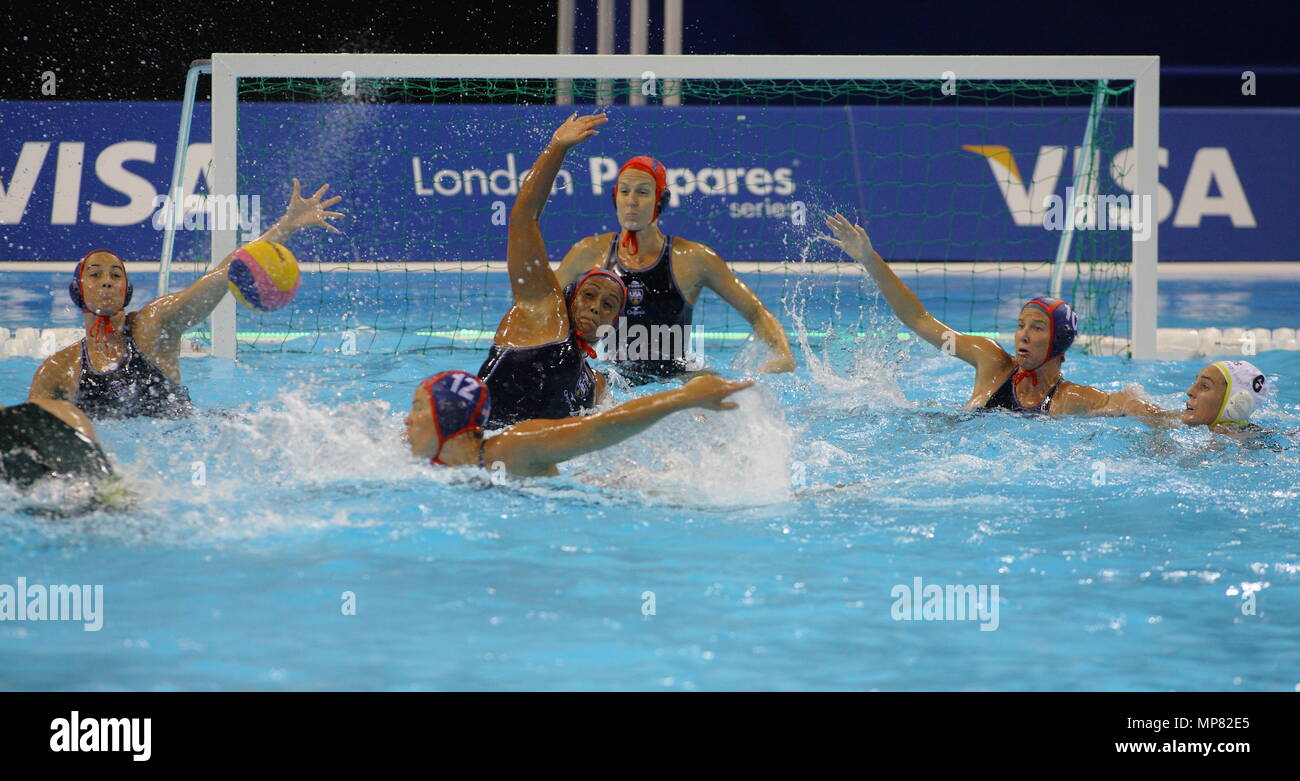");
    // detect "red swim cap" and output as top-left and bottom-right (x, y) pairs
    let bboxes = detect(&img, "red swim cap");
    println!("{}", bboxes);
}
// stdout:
(612, 156), (668, 219)
(71, 249), (133, 343)
(613, 157), (669, 258)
